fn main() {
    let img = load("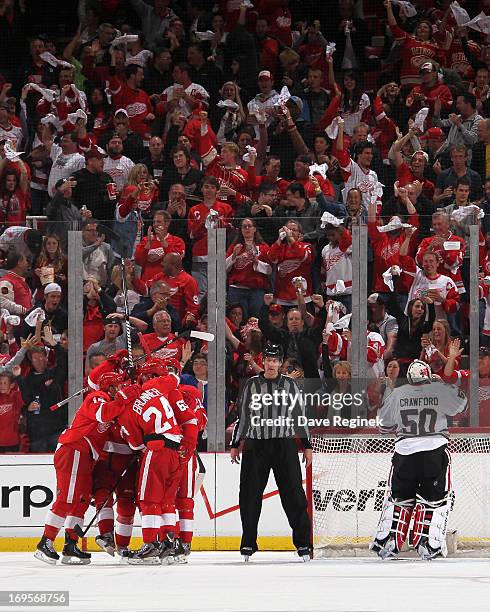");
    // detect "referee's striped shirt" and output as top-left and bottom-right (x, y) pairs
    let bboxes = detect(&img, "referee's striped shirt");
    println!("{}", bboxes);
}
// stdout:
(231, 374), (311, 447)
